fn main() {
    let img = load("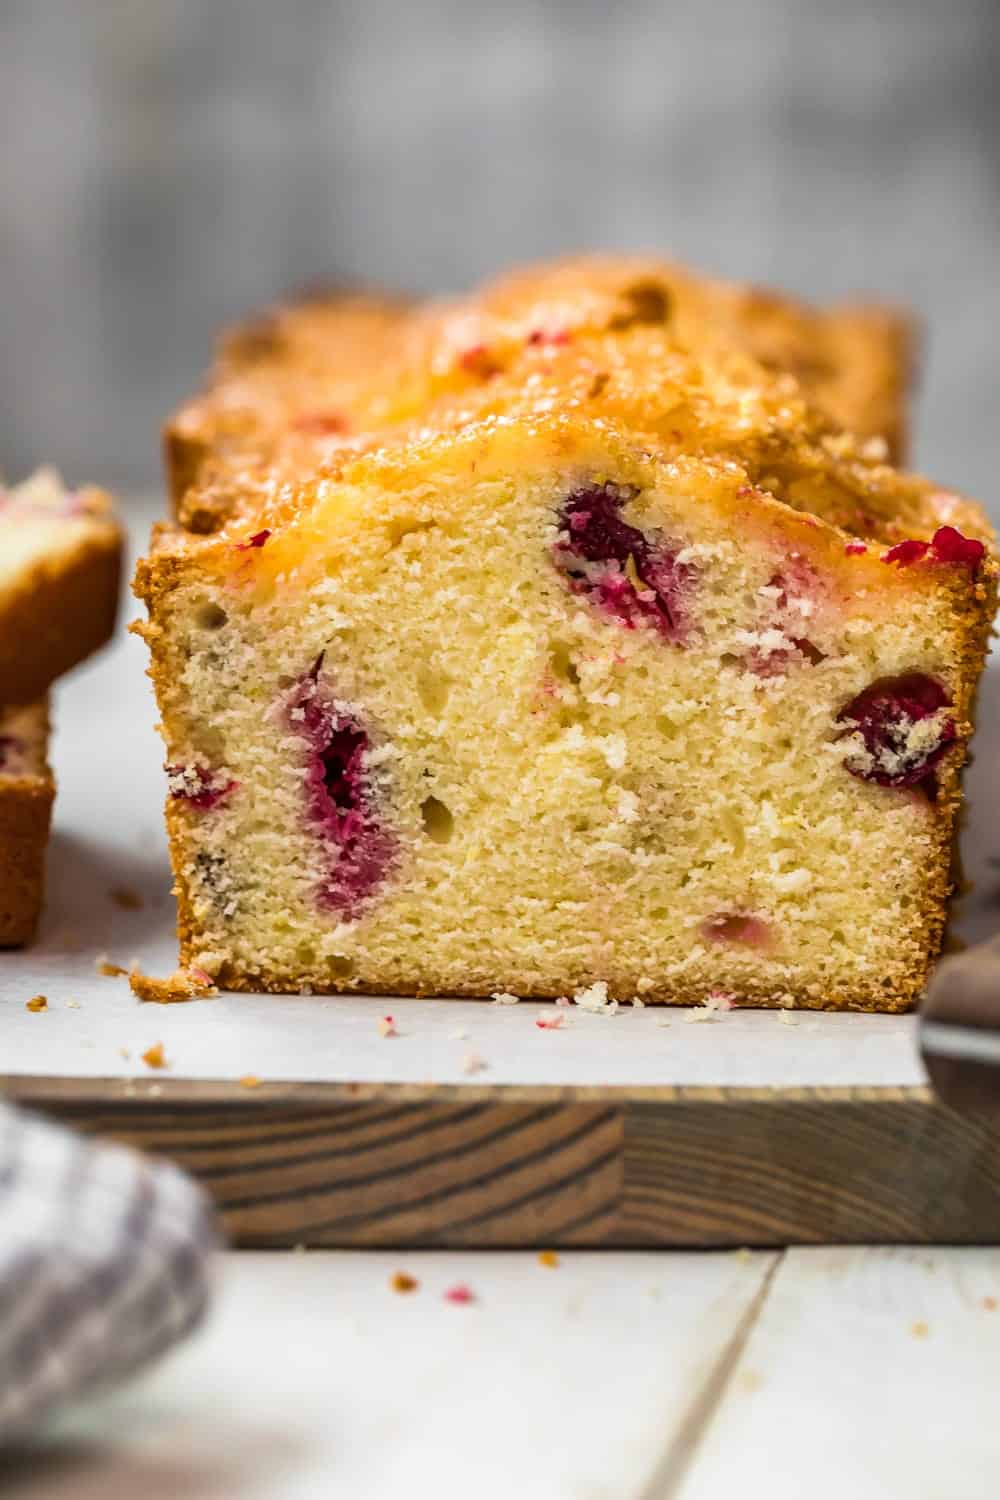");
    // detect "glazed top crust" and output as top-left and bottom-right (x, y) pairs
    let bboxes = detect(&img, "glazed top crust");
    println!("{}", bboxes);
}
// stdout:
(160, 255), (991, 562)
